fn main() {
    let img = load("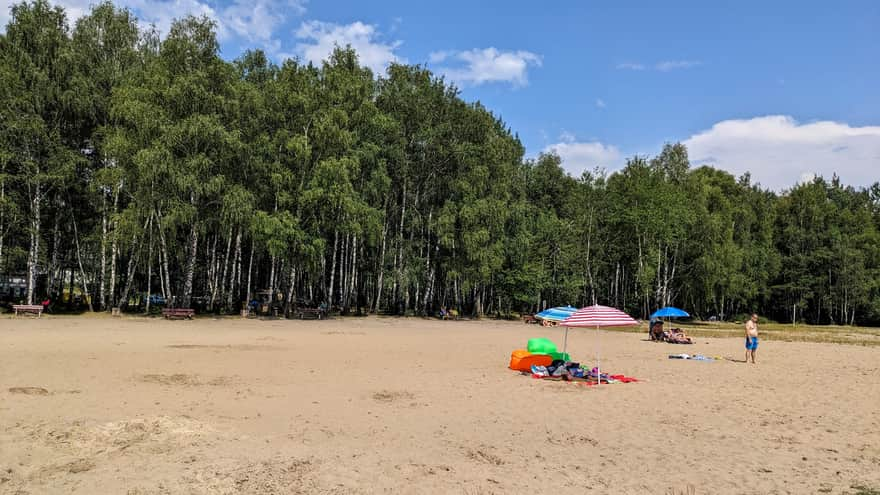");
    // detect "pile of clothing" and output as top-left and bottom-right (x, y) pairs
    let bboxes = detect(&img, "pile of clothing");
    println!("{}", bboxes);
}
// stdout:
(668, 353), (717, 361)
(529, 360), (639, 384)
